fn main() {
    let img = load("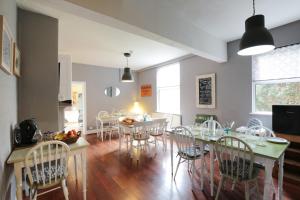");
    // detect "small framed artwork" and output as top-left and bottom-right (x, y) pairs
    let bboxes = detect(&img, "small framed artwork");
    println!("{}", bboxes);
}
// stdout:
(141, 84), (152, 97)
(0, 15), (13, 75)
(196, 73), (216, 108)
(13, 43), (20, 77)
